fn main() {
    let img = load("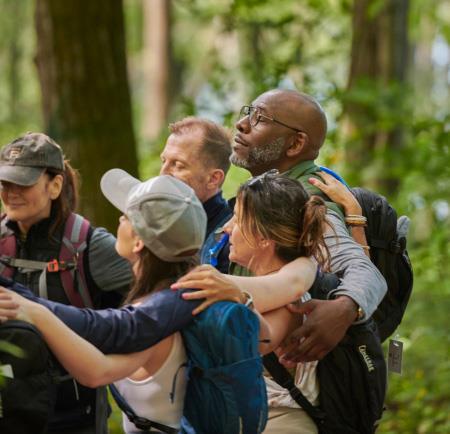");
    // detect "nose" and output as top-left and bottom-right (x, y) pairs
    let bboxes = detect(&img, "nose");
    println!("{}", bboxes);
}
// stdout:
(159, 161), (171, 176)
(223, 216), (235, 235)
(235, 116), (250, 134)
